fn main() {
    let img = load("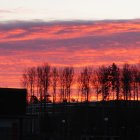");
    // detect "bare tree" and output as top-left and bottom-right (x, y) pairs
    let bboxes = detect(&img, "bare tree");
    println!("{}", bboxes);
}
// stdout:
(131, 65), (138, 101)
(121, 64), (132, 101)
(21, 69), (29, 102)
(21, 67), (36, 103)
(90, 70), (101, 101)
(28, 67), (36, 102)
(59, 68), (66, 102)
(59, 67), (74, 103)
(97, 66), (111, 101)
(36, 66), (44, 102)
(110, 63), (120, 100)
(21, 69), (28, 88)
(78, 67), (92, 102)
(135, 66), (140, 101)
(64, 67), (74, 102)
(42, 63), (51, 103)
(51, 67), (59, 103)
